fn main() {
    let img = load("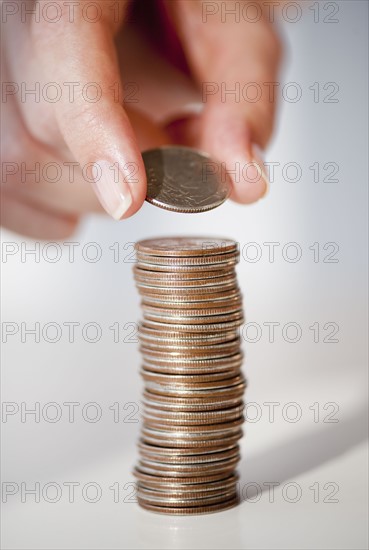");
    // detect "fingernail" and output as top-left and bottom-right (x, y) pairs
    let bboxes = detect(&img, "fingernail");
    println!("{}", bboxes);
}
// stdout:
(163, 102), (204, 126)
(91, 160), (132, 220)
(251, 145), (269, 198)
(178, 102), (204, 116)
